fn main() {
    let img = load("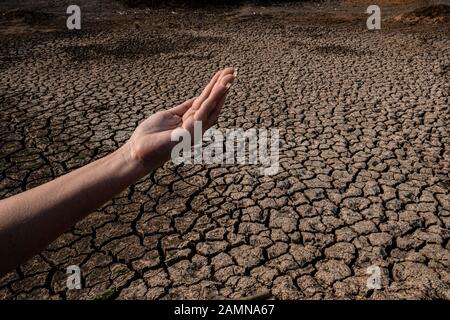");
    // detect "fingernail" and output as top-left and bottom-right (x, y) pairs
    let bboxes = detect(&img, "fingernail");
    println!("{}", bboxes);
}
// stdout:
(233, 69), (238, 77)
(226, 82), (232, 90)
